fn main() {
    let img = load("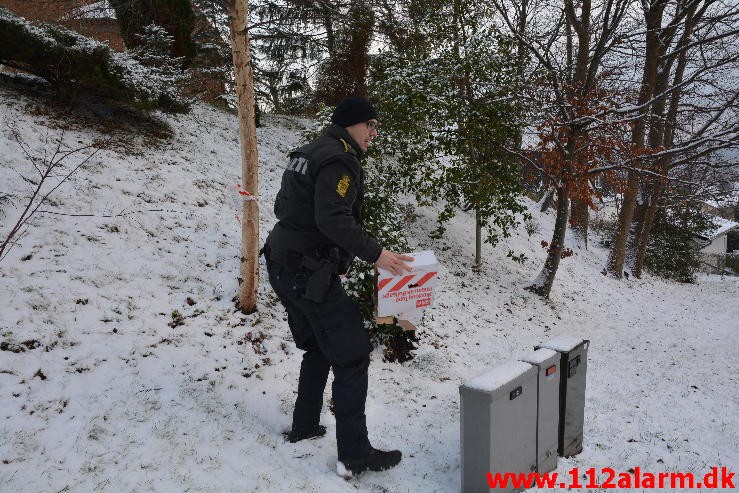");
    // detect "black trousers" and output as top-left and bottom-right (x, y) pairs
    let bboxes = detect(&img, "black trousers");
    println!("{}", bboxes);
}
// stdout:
(267, 259), (372, 461)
